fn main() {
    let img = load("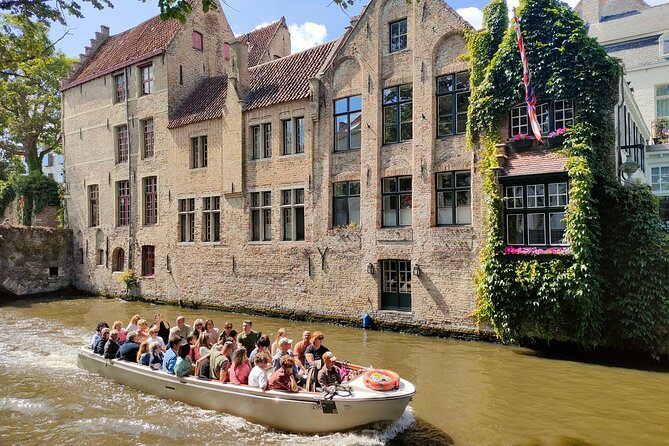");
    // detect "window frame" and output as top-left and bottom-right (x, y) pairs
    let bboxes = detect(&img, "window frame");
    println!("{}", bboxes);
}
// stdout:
(142, 118), (154, 158)
(117, 180), (129, 227)
(334, 95), (362, 152)
(112, 247), (125, 272)
(141, 245), (155, 277)
(190, 135), (208, 169)
(178, 197), (195, 243)
(660, 33), (669, 58)
(295, 117), (305, 154)
(381, 259), (412, 311)
(140, 64), (154, 96)
(143, 176), (158, 226)
(656, 84), (669, 118)
(192, 31), (203, 51)
(263, 123), (272, 159)
(651, 165), (669, 193)
(382, 84), (413, 145)
(389, 18), (408, 53)
(281, 188), (305, 242)
(436, 72), (470, 137)
(88, 184), (99, 227)
(113, 72), (126, 103)
(116, 125), (128, 163)
(435, 170), (472, 226)
(502, 174), (570, 248)
(382, 175), (412, 227)
(202, 196), (221, 243)
(509, 100), (574, 137)
(282, 118), (293, 155)
(333, 180), (361, 228)
(250, 191), (272, 241)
